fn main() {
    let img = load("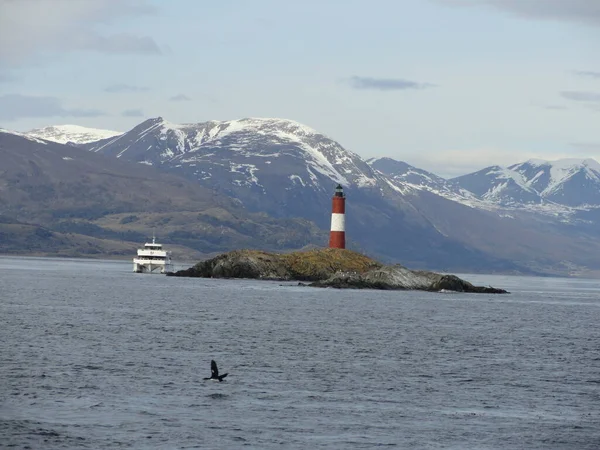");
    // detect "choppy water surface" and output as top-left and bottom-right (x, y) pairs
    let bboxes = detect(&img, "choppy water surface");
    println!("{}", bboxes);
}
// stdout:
(1, 257), (599, 449)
